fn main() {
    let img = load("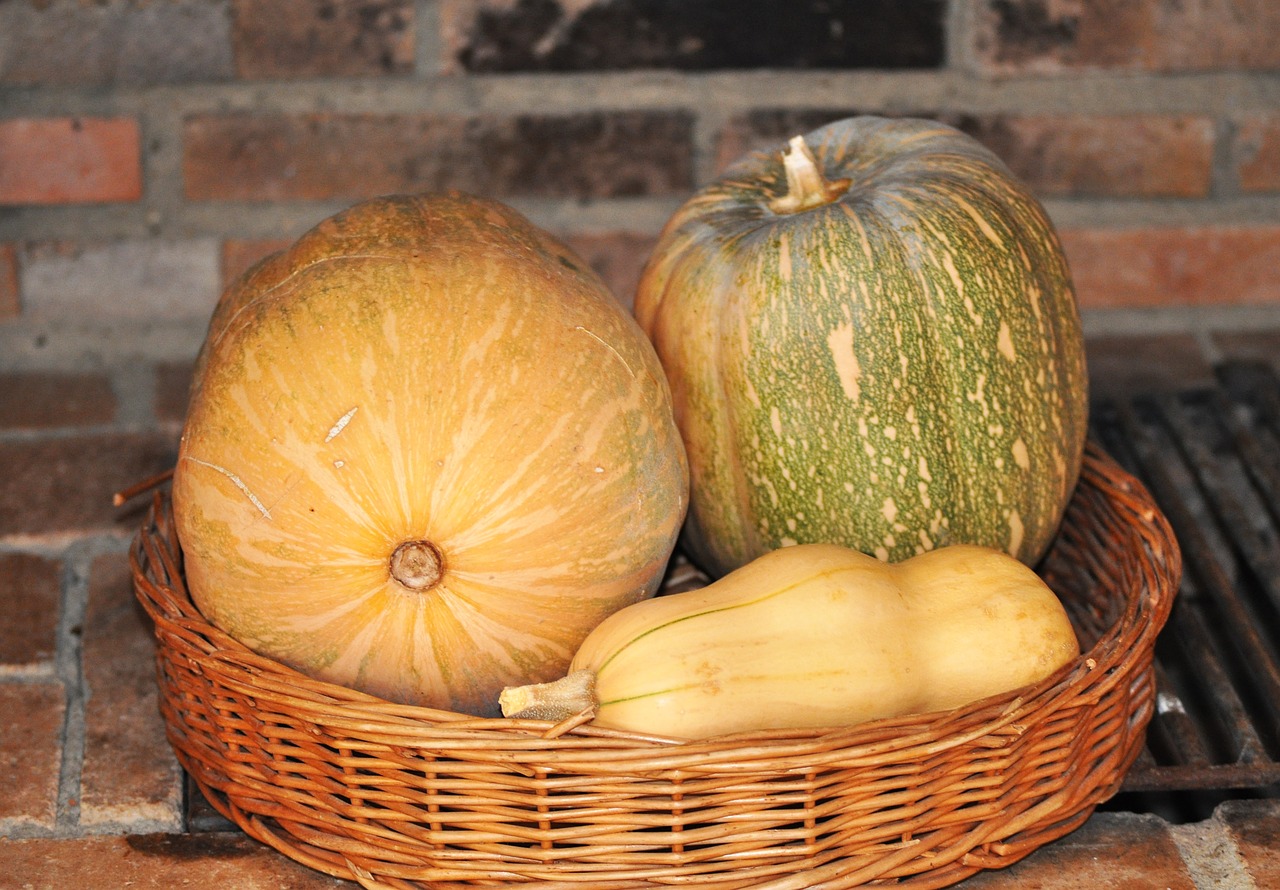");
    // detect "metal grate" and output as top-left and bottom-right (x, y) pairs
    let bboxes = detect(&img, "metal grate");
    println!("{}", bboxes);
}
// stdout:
(1093, 360), (1280, 794)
